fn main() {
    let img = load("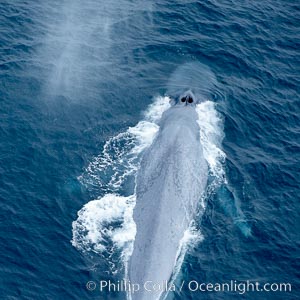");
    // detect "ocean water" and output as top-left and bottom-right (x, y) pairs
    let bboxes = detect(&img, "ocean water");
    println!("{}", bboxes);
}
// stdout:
(0, 0), (299, 299)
